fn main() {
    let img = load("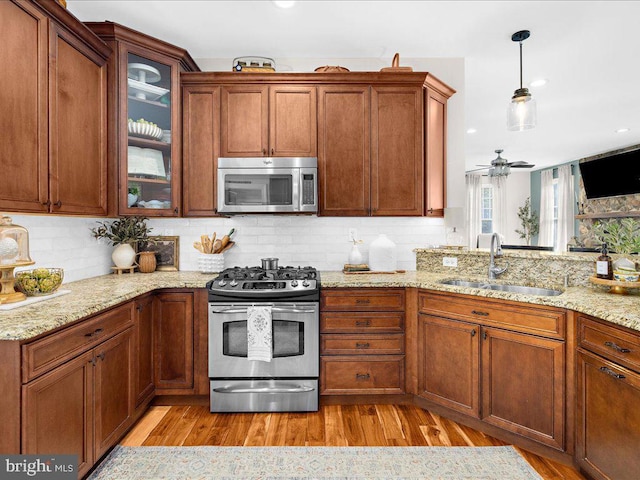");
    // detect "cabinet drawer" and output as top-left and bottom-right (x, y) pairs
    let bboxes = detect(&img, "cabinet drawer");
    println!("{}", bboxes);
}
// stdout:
(321, 334), (404, 355)
(321, 312), (404, 333)
(320, 356), (404, 395)
(22, 302), (134, 382)
(418, 291), (565, 339)
(321, 288), (405, 311)
(578, 315), (640, 373)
